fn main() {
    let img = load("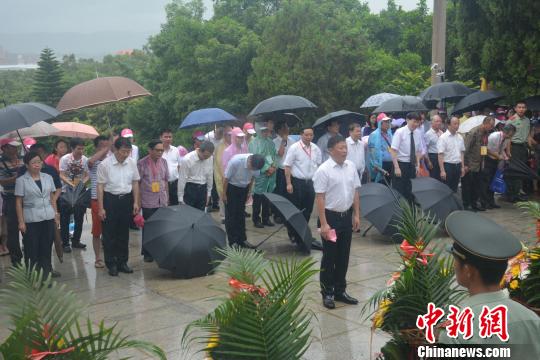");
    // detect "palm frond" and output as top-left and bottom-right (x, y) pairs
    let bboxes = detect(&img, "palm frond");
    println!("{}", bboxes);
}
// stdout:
(215, 247), (269, 284)
(516, 201), (540, 219)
